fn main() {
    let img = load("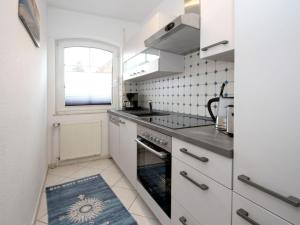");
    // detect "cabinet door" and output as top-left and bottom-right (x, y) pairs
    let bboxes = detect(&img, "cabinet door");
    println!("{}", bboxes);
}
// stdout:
(172, 157), (232, 225)
(200, 0), (234, 60)
(234, 1), (300, 224)
(119, 118), (137, 187)
(232, 193), (292, 225)
(109, 120), (120, 166)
